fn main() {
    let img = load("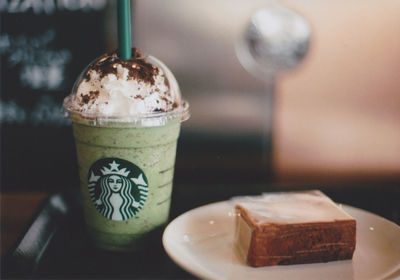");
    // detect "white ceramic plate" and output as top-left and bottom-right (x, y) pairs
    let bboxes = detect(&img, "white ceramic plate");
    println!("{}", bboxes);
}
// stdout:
(163, 201), (400, 280)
